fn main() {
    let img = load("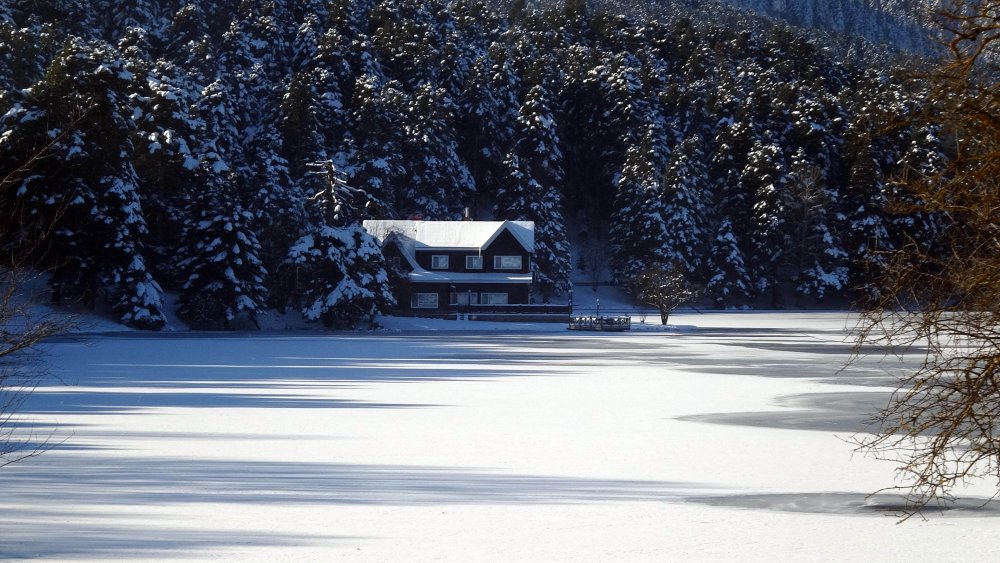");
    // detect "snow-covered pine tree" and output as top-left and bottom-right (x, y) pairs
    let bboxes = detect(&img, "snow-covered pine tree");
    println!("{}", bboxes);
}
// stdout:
(400, 82), (475, 219)
(456, 47), (519, 205)
(705, 217), (752, 306)
(286, 162), (394, 328)
(163, 2), (214, 73)
(783, 152), (849, 300)
(121, 30), (208, 286)
(370, 0), (447, 87)
(173, 74), (269, 329)
(705, 118), (755, 306)
(312, 13), (364, 168)
(603, 51), (653, 177)
(433, 1), (478, 101)
(280, 69), (328, 179)
(609, 120), (672, 283)
(176, 186), (268, 329)
(102, 0), (174, 43)
(661, 133), (711, 280)
(499, 84), (571, 297)
(15, 0), (99, 40)
(0, 17), (60, 113)
(97, 160), (168, 329)
(742, 138), (789, 301)
(0, 38), (167, 328)
(839, 79), (907, 294)
(556, 40), (612, 230)
(289, 12), (322, 74)
(349, 74), (408, 213)
(321, 0), (381, 99)
(217, 5), (305, 278)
